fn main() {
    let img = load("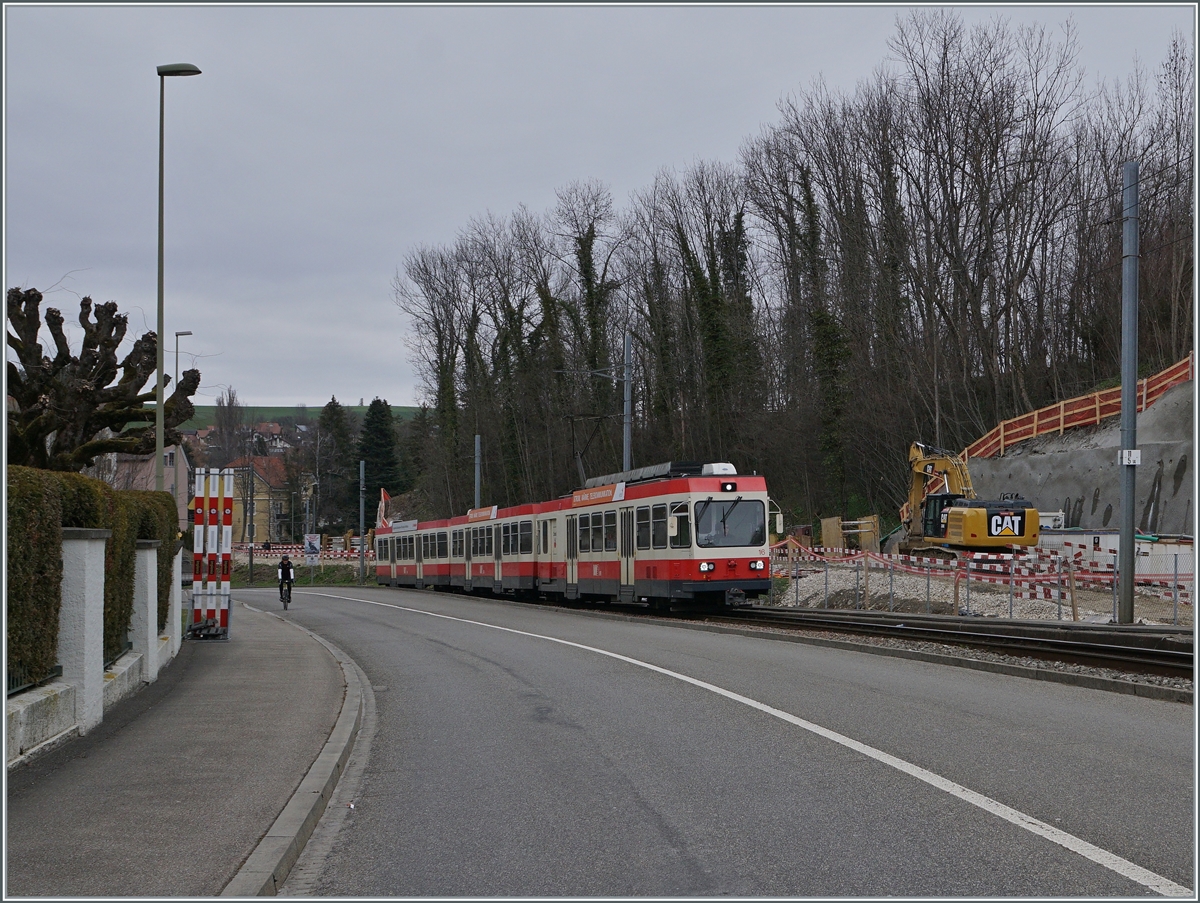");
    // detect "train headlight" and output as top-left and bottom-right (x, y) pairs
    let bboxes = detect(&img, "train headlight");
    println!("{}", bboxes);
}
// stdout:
(749, 559), (765, 570)
(699, 561), (715, 573)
